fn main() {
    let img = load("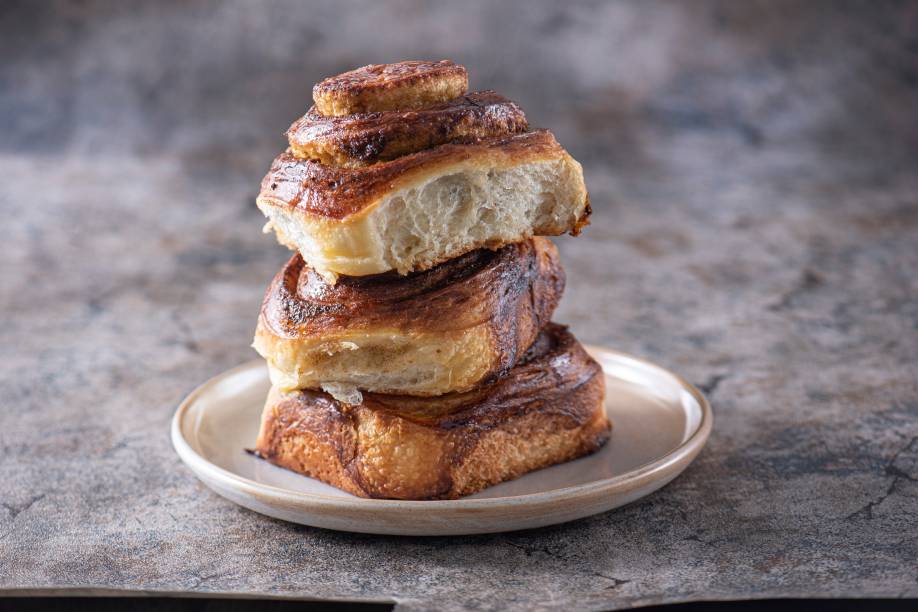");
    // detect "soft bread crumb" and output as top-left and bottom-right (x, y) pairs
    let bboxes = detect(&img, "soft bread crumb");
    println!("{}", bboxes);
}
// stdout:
(256, 132), (588, 281)
(321, 382), (363, 405)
